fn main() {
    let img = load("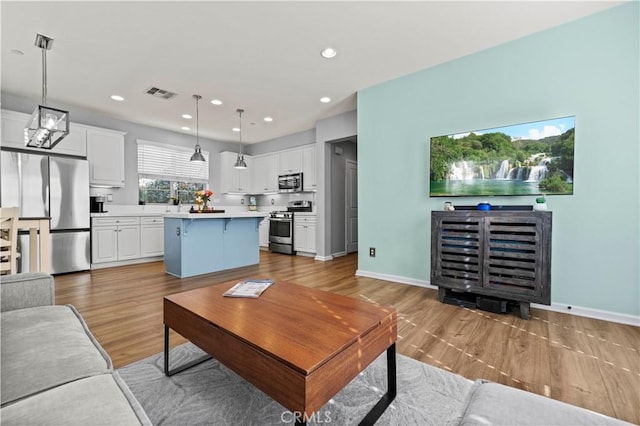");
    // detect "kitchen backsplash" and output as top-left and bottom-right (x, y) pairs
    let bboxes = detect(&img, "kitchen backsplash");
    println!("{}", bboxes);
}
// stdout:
(99, 192), (315, 215)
